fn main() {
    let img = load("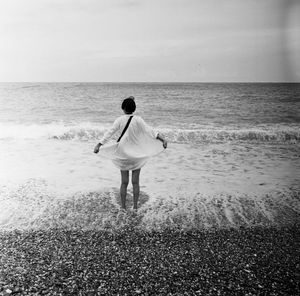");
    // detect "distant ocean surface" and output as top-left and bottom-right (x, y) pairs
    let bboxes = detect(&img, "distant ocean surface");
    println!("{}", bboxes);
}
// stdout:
(0, 83), (299, 231)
